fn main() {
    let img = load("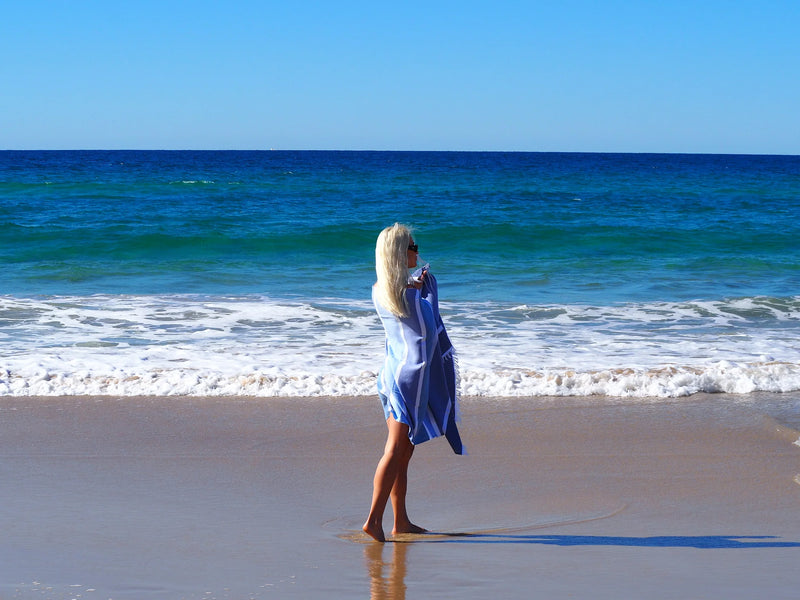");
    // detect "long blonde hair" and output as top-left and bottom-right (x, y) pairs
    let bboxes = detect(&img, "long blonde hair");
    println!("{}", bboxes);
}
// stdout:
(374, 223), (412, 317)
